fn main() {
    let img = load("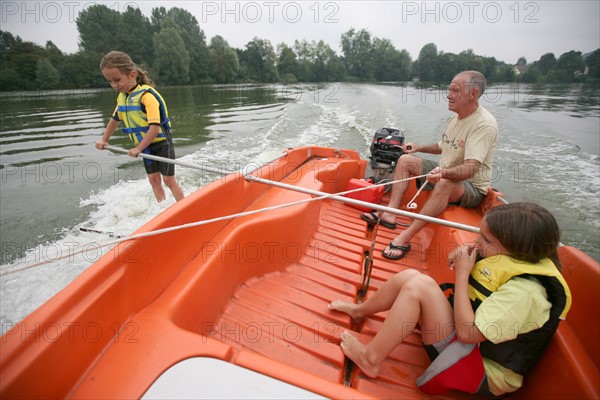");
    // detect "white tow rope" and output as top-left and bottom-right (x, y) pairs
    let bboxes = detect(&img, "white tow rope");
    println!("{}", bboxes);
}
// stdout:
(407, 179), (429, 209)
